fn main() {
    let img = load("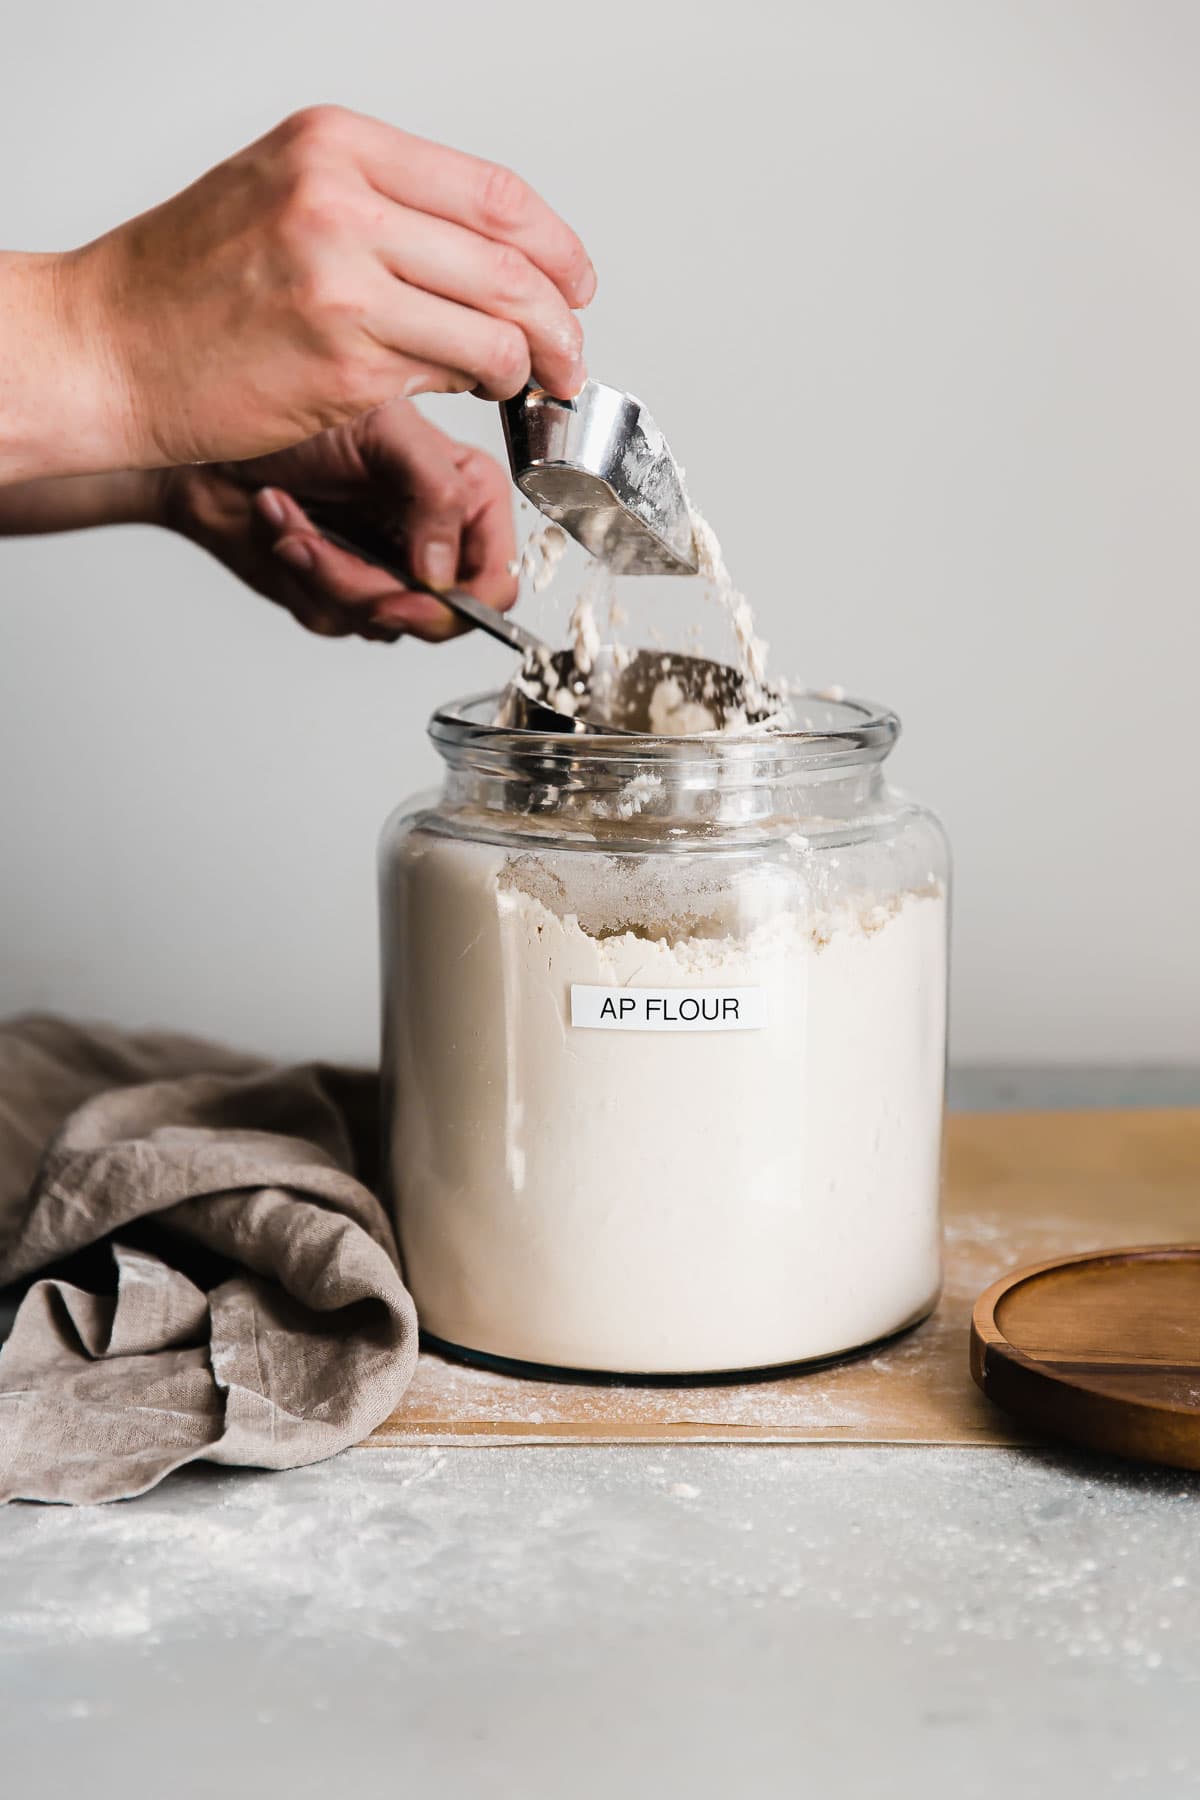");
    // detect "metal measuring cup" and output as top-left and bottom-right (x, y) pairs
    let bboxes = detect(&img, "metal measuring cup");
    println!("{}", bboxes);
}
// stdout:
(500, 380), (699, 577)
